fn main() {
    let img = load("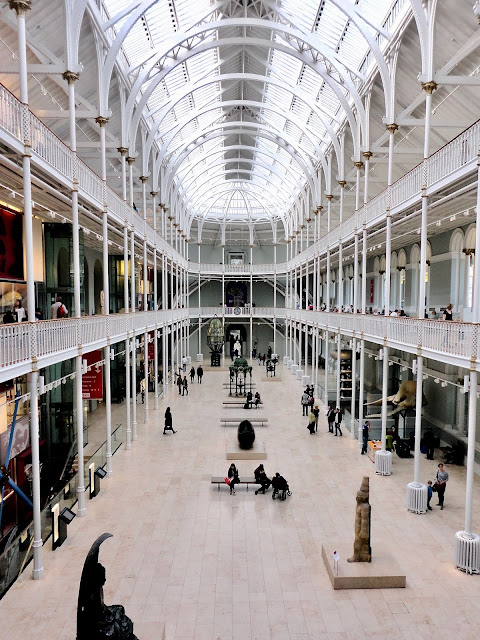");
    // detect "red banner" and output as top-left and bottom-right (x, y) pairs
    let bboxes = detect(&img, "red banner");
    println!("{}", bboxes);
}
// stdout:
(370, 278), (374, 304)
(82, 350), (103, 399)
(148, 331), (155, 359)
